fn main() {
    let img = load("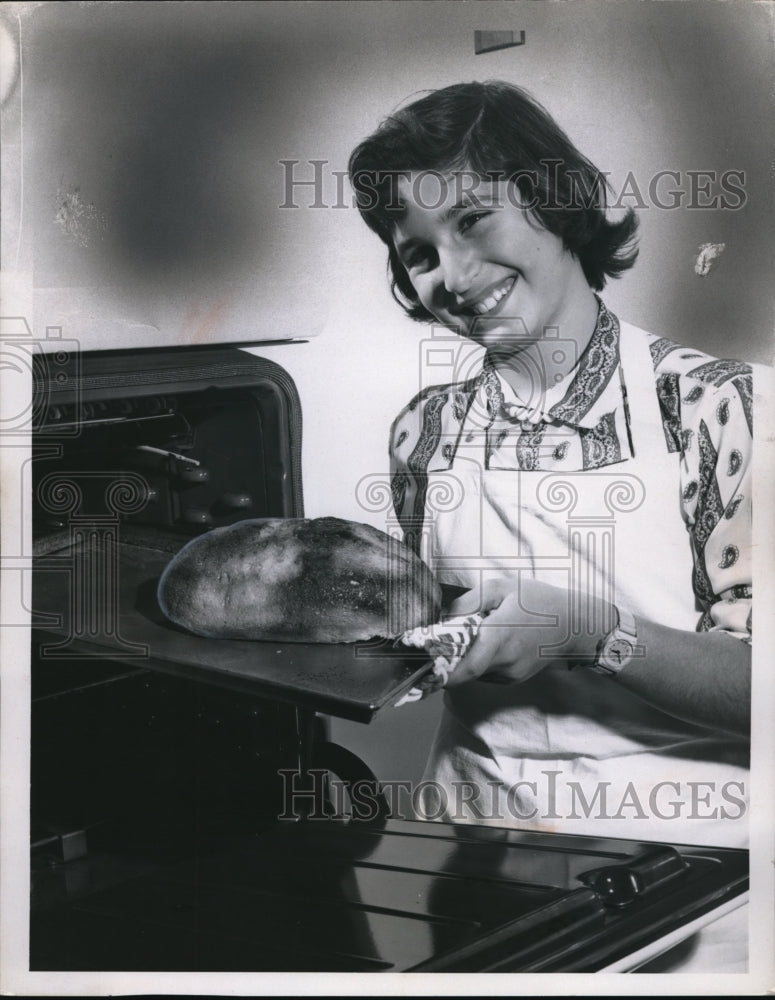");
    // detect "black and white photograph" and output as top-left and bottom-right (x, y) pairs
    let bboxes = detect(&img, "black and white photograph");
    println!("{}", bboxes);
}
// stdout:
(1, 0), (773, 994)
